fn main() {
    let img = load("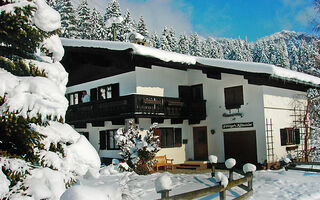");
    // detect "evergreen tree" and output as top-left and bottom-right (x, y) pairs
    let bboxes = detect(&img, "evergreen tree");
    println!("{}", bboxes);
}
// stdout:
(121, 9), (137, 41)
(178, 33), (190, 55)
(167, 27), (178, 52)
(150, 32), (160, 48)
(190, 33), (202, 57)
(76, 0), (91, 39)
(59, 0), (78, 38)
(287, 40), (300, 71)
(90, 8), (107, 40)
(277, 39), (290, 69)
(104, 0), (123, 41)
(137, 16), (148, 38)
